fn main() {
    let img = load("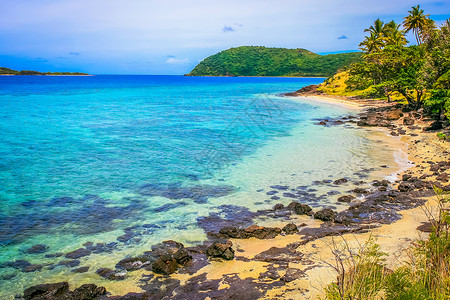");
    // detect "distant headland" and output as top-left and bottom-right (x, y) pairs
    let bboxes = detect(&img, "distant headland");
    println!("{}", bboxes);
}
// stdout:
(186, 46), (361, 77)
(0, 67), (89, 76)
